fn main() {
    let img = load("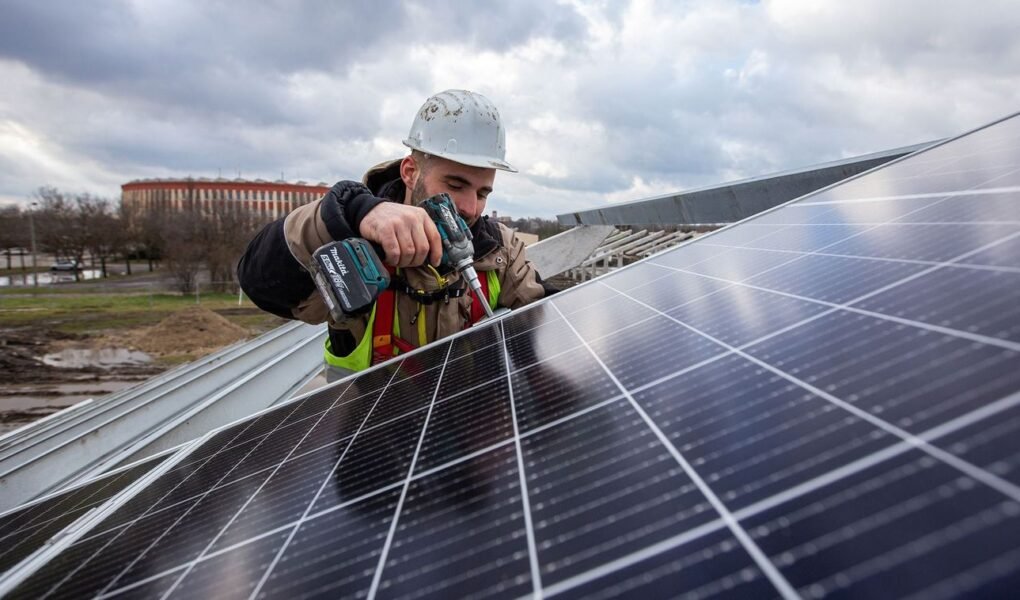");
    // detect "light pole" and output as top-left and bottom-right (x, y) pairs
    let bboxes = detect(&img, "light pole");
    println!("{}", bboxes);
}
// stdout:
(28, 201), (38, 287)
